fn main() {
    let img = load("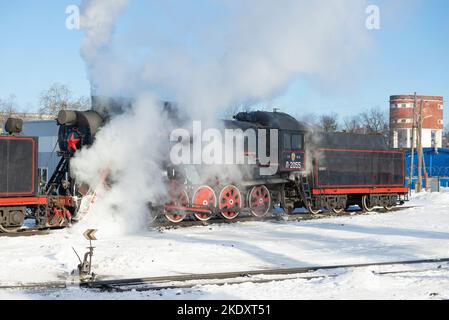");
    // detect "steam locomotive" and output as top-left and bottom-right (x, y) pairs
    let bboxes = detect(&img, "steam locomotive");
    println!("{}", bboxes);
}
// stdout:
(0, 99), (408, 232)
(52, 101), (408, 224)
